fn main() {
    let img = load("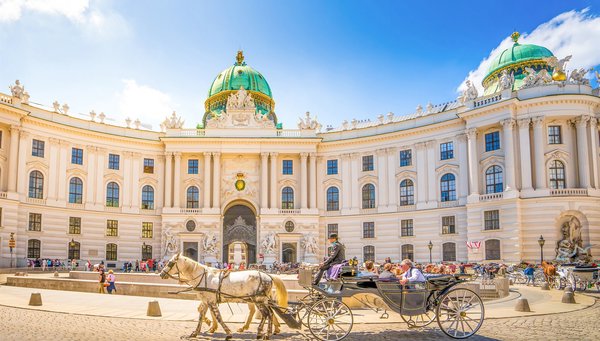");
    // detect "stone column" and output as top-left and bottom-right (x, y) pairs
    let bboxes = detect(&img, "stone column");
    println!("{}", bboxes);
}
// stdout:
(518, 119), (533, 190)
(350, 153), (359, 210)
(377, 149), (388, 208)
(57, 141), (68, 202)
(16, 130), (29, 195)
(341, 153), (351, 210)
(204, 152), (212, 209)
(590, 118), (600, 189)
(173, 152), (181, 208)
(300, 152), (308, 210)
(7, 125), (20, 193)
(212, 152), (221, 209)
(123, 152), (132, 207)
(415, 142), (427, 204)
(466, 128), (479, 195)
(309, 152), (317, 209)
(501, 118), (517, 191)
(316, 156), (325, 210)
(575, 115), (591, 188)
(260, 152), (269, 209)
(531, 117), (546, 190)
(86, 146), (96, 205)
(269, 152), (278, 209)
(387, 148), (397, 207)
(131, 153), (141, 209)
(426, 140), (437, 203)
(48, 138), (60, 201)
(457, 134), (469, 199)
(95, 148), (106, 205)
(164, 152), (172, 208)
